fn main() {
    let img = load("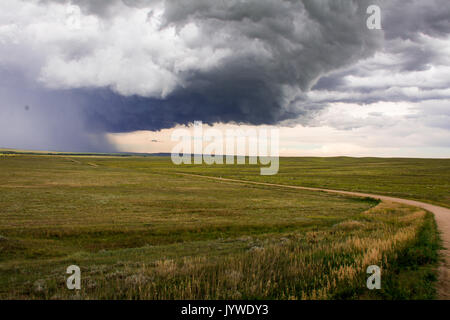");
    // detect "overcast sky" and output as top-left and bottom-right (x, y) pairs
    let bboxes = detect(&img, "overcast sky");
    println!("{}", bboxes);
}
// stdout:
(0, 0), (449, 157)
